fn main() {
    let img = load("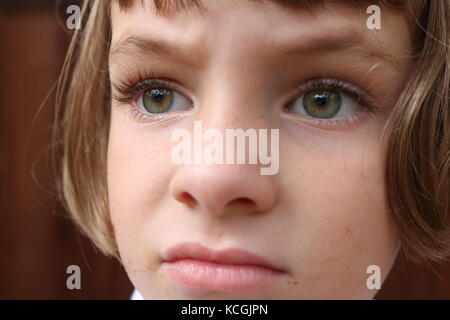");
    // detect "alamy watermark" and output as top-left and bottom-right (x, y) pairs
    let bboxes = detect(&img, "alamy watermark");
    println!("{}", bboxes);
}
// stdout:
(171, 121), (279, 175)
(66, 265), (81, 290)
(66, 5), (81, 30)
(366, 265), (381, 290)
(367, 5), (382, 30)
